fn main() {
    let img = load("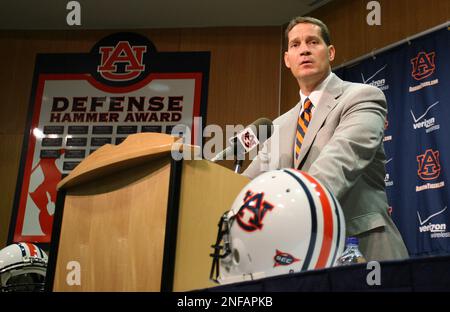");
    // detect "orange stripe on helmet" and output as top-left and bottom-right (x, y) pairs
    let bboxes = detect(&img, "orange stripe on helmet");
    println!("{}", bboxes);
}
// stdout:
(25, 242), (38, 257)
(301, 172), (334, 269)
